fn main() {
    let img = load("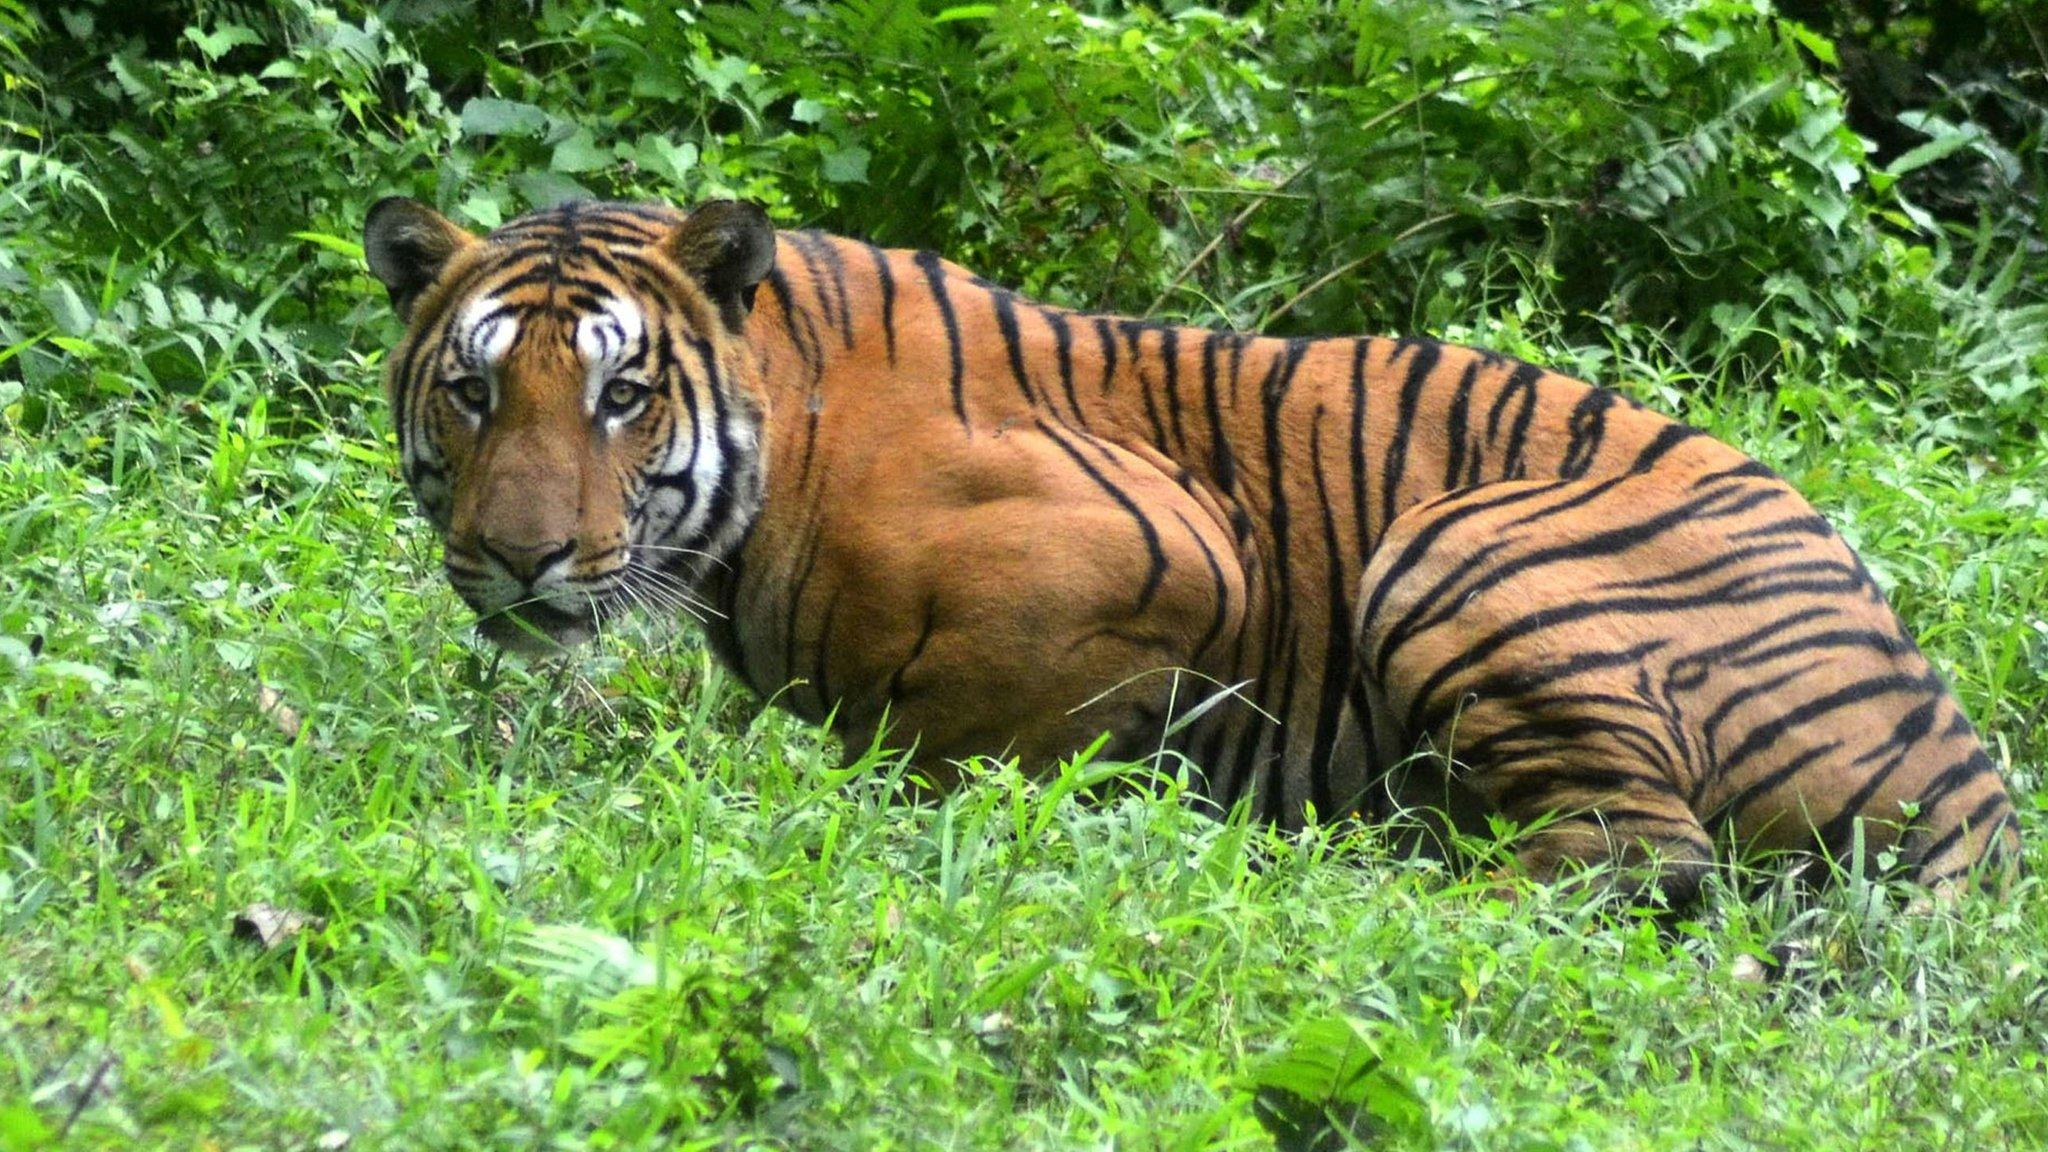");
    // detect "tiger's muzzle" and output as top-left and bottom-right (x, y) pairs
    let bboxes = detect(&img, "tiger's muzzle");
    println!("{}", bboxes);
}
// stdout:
(446, 534), (617, 654)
